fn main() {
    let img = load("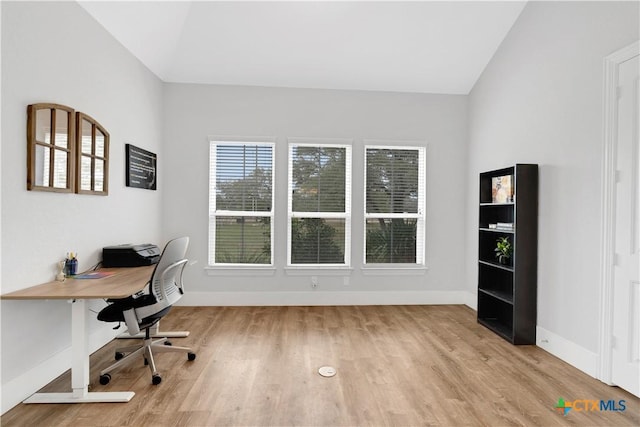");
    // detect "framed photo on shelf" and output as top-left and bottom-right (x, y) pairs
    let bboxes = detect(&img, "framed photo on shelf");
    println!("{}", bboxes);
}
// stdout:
(491, 174), (513, 203)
